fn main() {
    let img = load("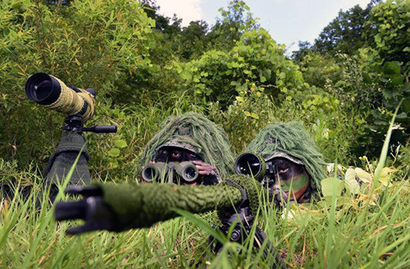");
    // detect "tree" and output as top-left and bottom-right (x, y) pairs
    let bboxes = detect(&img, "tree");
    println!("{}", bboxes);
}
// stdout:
(179, 21), (209, 60)
(207, 0), (259, 52)
(313, 4), (372, 55)
(291, 41), (313, 64)
(367, 0), (410, 77)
